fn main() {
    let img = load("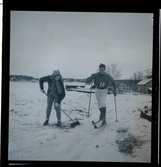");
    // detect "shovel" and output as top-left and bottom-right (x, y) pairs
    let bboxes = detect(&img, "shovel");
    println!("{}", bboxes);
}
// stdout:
(43, 92), (80, 127)
(60, 108), (80, 127)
